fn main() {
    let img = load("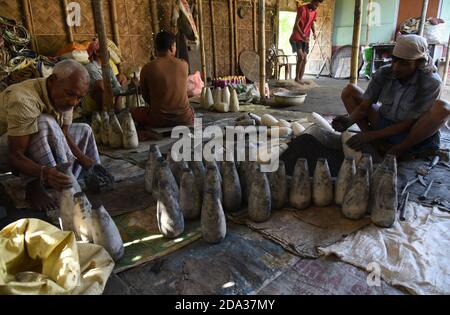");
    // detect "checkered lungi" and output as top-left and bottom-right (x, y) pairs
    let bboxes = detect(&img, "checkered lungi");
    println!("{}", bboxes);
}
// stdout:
(0, 114), (100, 180)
